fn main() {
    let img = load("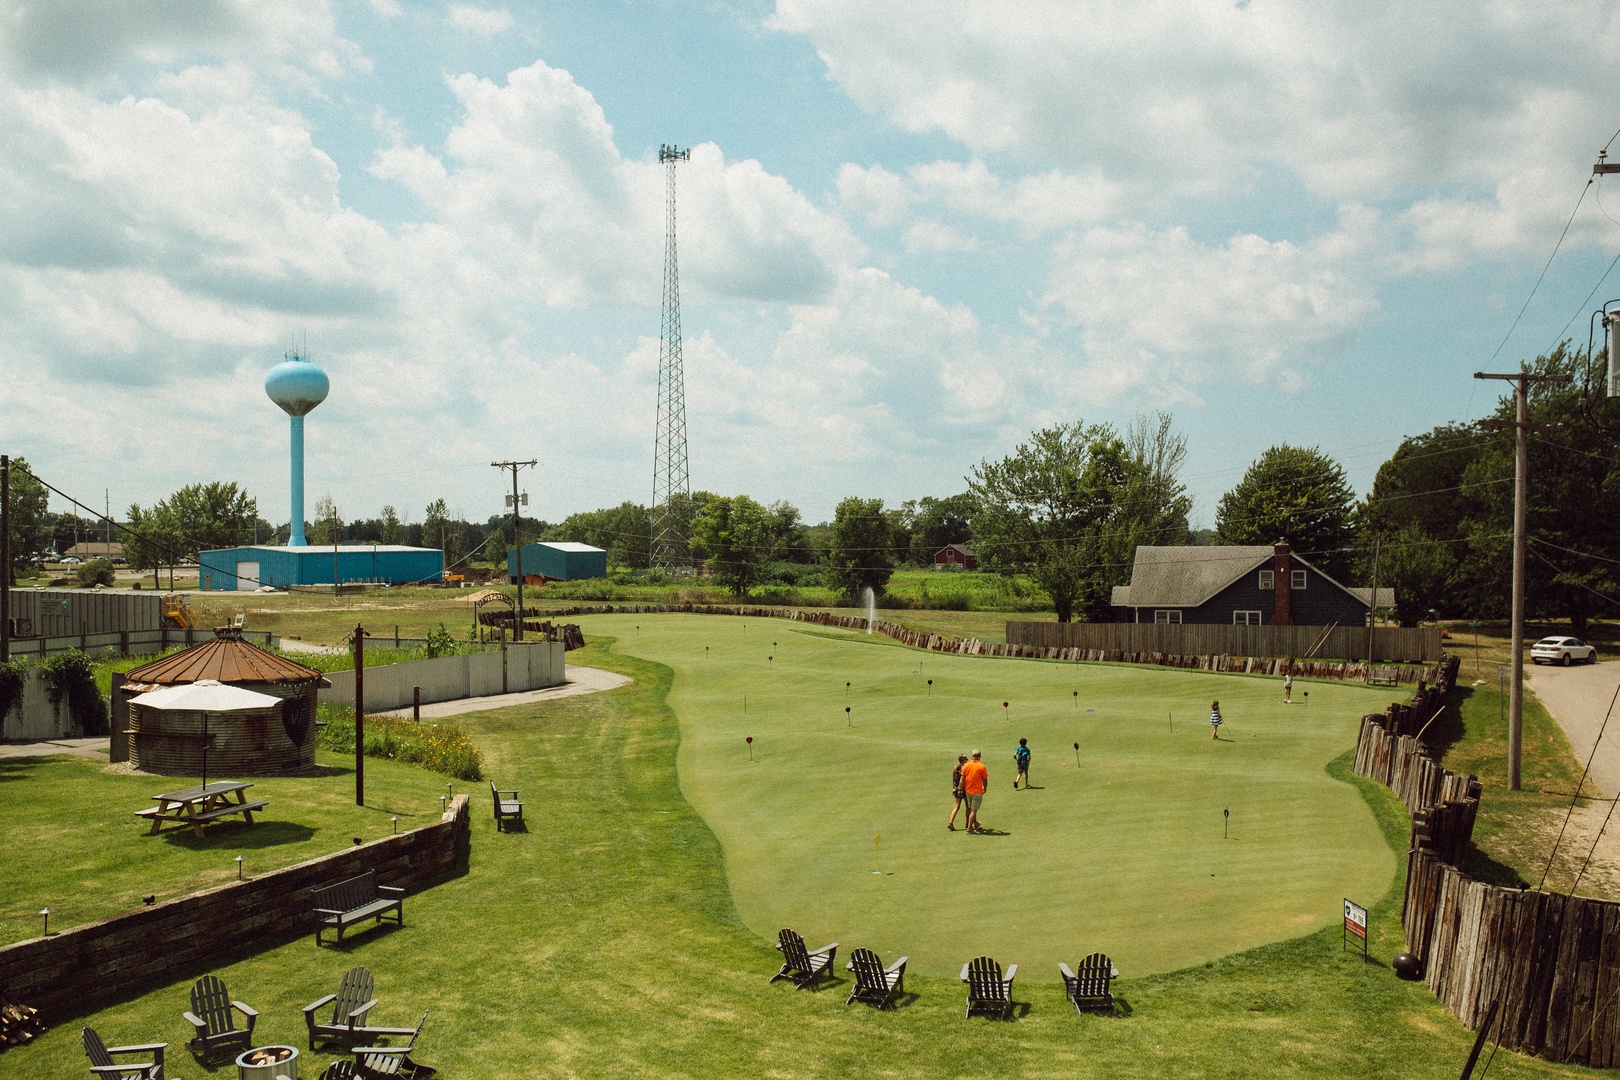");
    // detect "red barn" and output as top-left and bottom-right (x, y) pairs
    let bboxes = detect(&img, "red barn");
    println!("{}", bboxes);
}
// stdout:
(933, 544), (978, 571)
